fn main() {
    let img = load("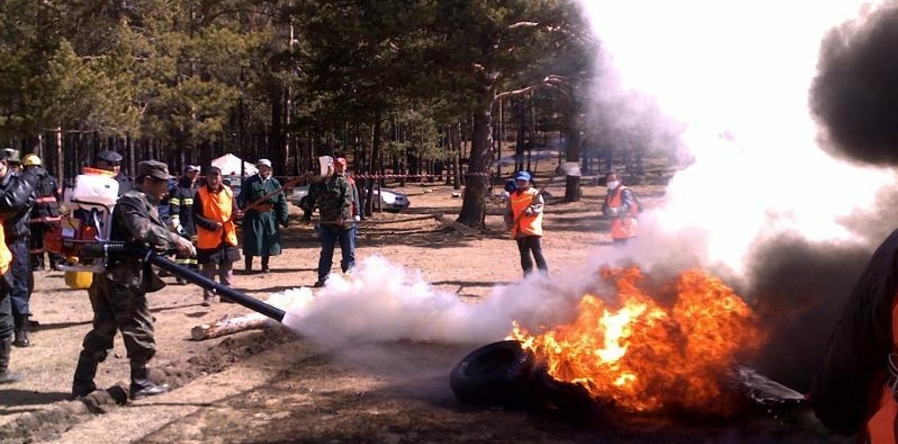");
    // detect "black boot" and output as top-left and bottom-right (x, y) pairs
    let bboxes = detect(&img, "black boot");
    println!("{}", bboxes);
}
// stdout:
(71, 353), (98, 398)
(0, 336), (23, 384)
(12, 315), (29, 347)
(129, 363), (168, 400)
(244, 256), (253, 274)
(261, 256), (270, 273)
